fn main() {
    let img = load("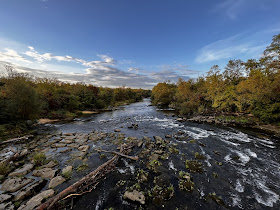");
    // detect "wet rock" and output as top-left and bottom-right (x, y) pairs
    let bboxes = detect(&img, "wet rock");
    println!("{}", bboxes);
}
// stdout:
(213, 150), (221, 156)
(72, 151), (87, 160)
(0, 194), (12, 203)
(176, 118), (184, 122)
(51, 143), (66, 148)
(0, 201), (14, 210)
(75, 138), (88, 144)
(165, 134), (172, 138)
(48, 176), (65, 189)
(8, 164), (34, 177)
(149, 153), (159, 161)
(123, 190), (145, 204)
(62, 166), (73, 175)
(41, 160), (58, 168)
(15, 180), (47, 201)
(59, 148), (72, 153)
(138, 140), (143, 147)
(18, 189), (54, 210)
(19, 149), (28, 157)
(33, 168), (57, 179)
(78, 145), (90, 152)
(1, 178), (33, 192)
(114, 129), (121, 132)
(154, 150), (164, 155)
(67, 143), (80, 148)
(128, 123), (138, 129)
(60, 139), (73, 144)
